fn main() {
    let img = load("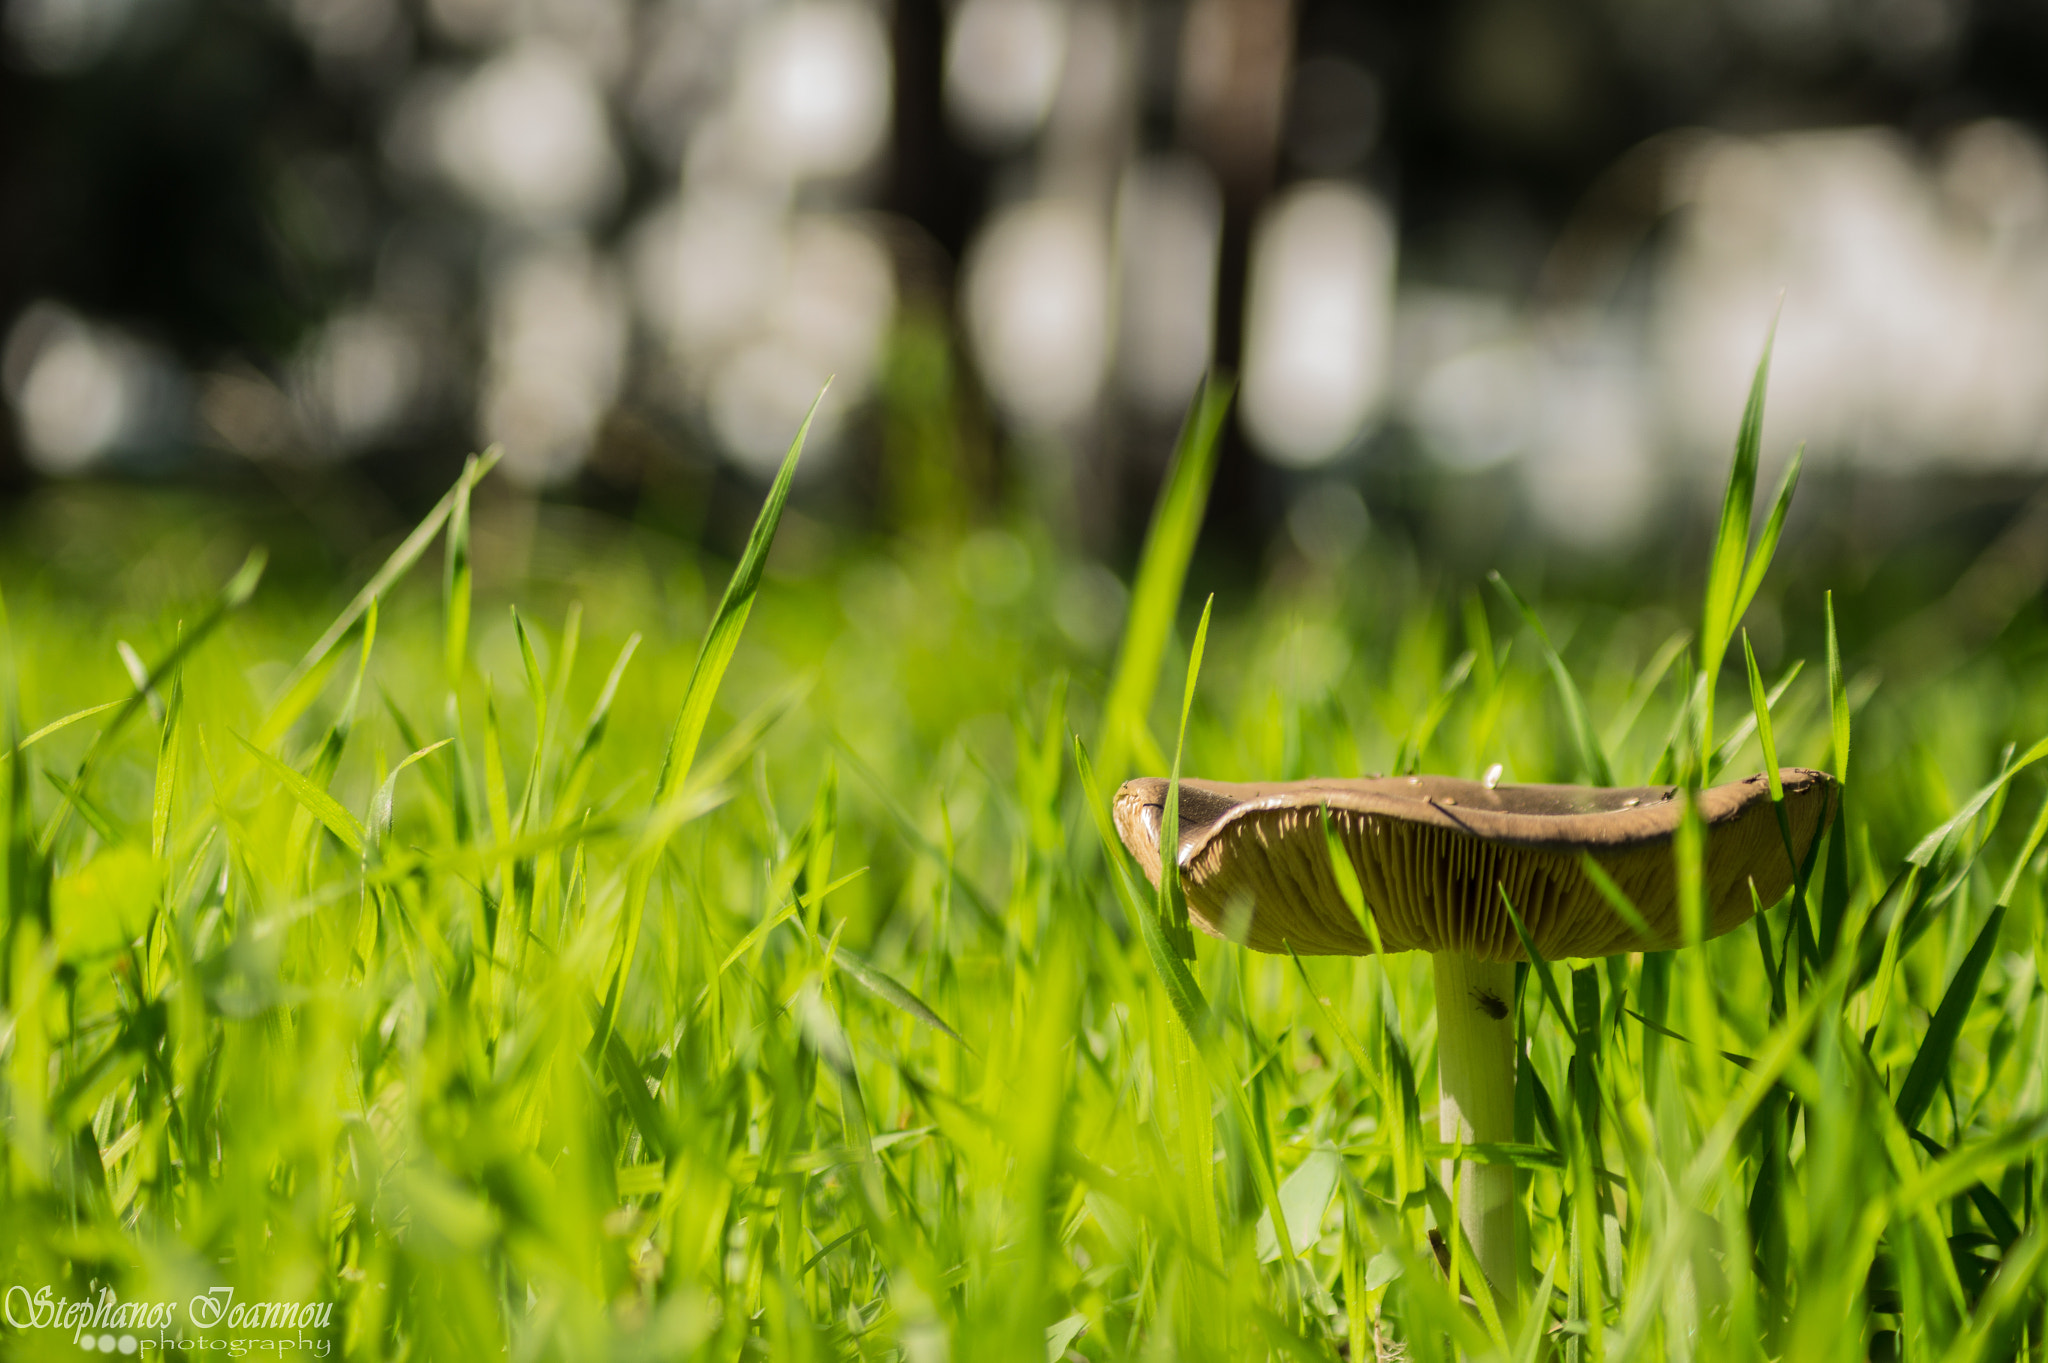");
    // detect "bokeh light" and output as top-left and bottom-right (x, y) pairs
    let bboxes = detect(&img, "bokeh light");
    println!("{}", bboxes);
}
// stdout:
(2, 303), (185, 474)
(963, 198), (1112, 431)
(1242, 181), (1395, 467)
(733, 1), (892, 181)
(480, 243), (627, 486)
(432, 42), (622, 228)
(1114, 157), (1222, 420)
(943, 0), (1066, 150)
